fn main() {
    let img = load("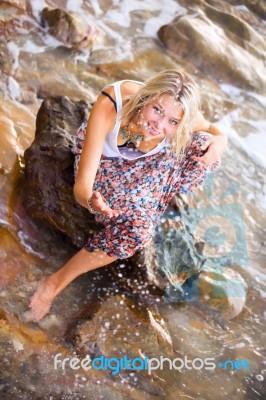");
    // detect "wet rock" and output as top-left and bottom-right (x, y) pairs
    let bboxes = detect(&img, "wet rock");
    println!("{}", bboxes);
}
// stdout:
(0, 0), (27, 12)
(0, 1), (25, 25)
(23, 96), (103, 248)
(0, 14), (19, 41)
(158, 6), (266, 92)
(65, 293), (170, 396)
(0, 39), (13, 77)
(143, 213), (247, 319)
(41, 7), (98, 48)
(0, 230), (29, 288)
(197, 267), (247, 319)
(0, 309), (115, 399)
(144, 216), (206, 295)
(227, 0), (266, 20)
(35, 70), (95, 101)
(0, 98), (37, 171)
(0, 0), (29, 41)
(164, 265), (247, 320)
